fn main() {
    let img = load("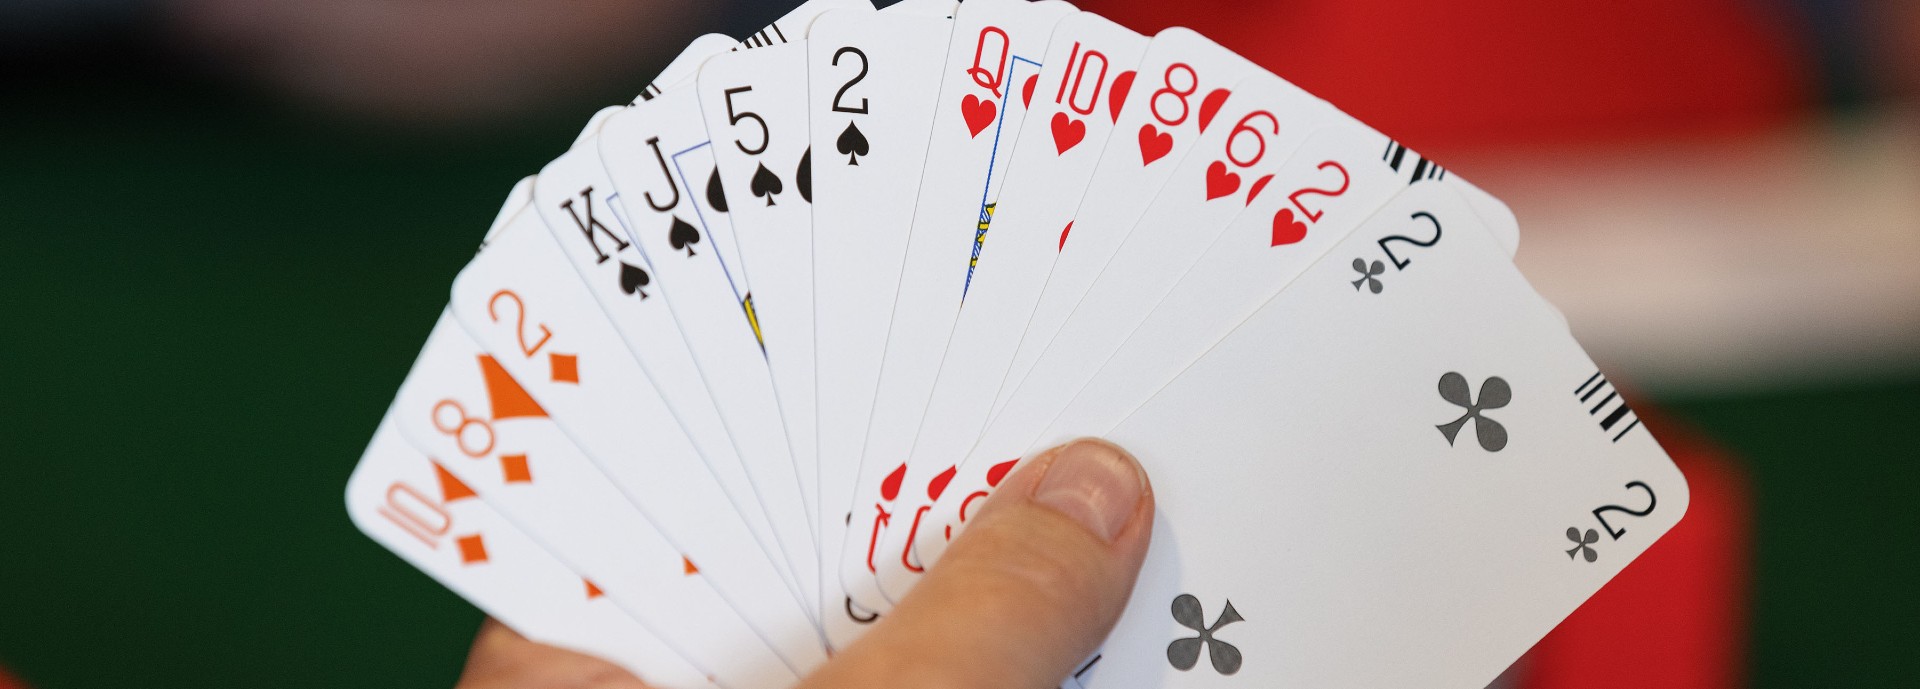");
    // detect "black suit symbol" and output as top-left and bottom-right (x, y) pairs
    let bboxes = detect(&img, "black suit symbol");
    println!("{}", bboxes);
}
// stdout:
(796, 147), (812, 203)
(749, 163), (783, 206)
(706, 168), (729, 213)
(1351, 258), (1386, 293)
(837, 121), (870, 165)
(1167, 594), (1243, 675)
(1564, 527), (1600, 562)
(1436, 372), (1510, 452)
(668, 216), (700, 257)
(617, 262), (651, 299)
